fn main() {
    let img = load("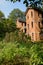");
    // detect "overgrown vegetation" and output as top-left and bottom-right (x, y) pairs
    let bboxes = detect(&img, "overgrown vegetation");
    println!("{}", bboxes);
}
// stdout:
(0, 8), (43, 65)
(0, 41), (43, 65)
